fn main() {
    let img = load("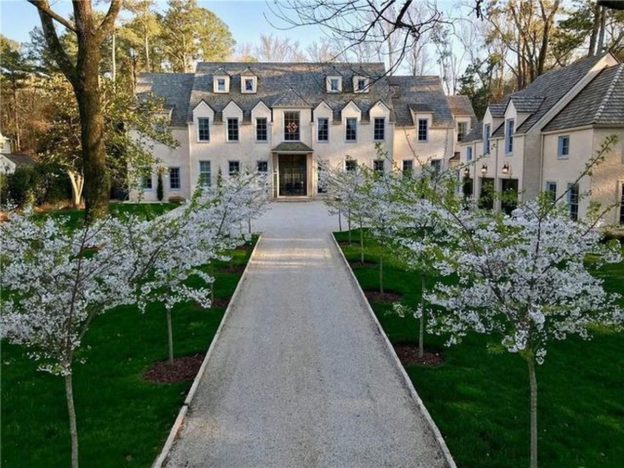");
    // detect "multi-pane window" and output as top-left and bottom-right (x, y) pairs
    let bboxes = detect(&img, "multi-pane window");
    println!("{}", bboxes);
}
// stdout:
(169, 167), (180, 190)
(373, 160), (384, 173)
(198, 161), (211, 187)
(317, 163), (327, 193)
(558, 135), (570, 158)
(545, 181), (557, 203)
(256, 117), (268, 141)
(229, 161), (240, 176)
(484, 123), (491, 154)
(402, 160), (413, 175)
(457, 121), (467, 142)
(431, 159), (442, 172)
(418, 119), (428, 141)
(345, 159), (357, 172)
(346, 117), (357, 141)
(467, 146), (473, 161)
(505, 119), (514, 154)
(568, 183), (579, 221)
(356, 78), (367, 92)
(227, 118), (239, 141)
(197, 117), (210, 141)
(284, 111), (300, 141)
(479, 177), (495, 210)
(141, 175), (153, 190)
(216, 78), (226, 92)
(257, 161), (268, 173)
(317, 118), (329, 141)
(374, 118), (385, 141)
